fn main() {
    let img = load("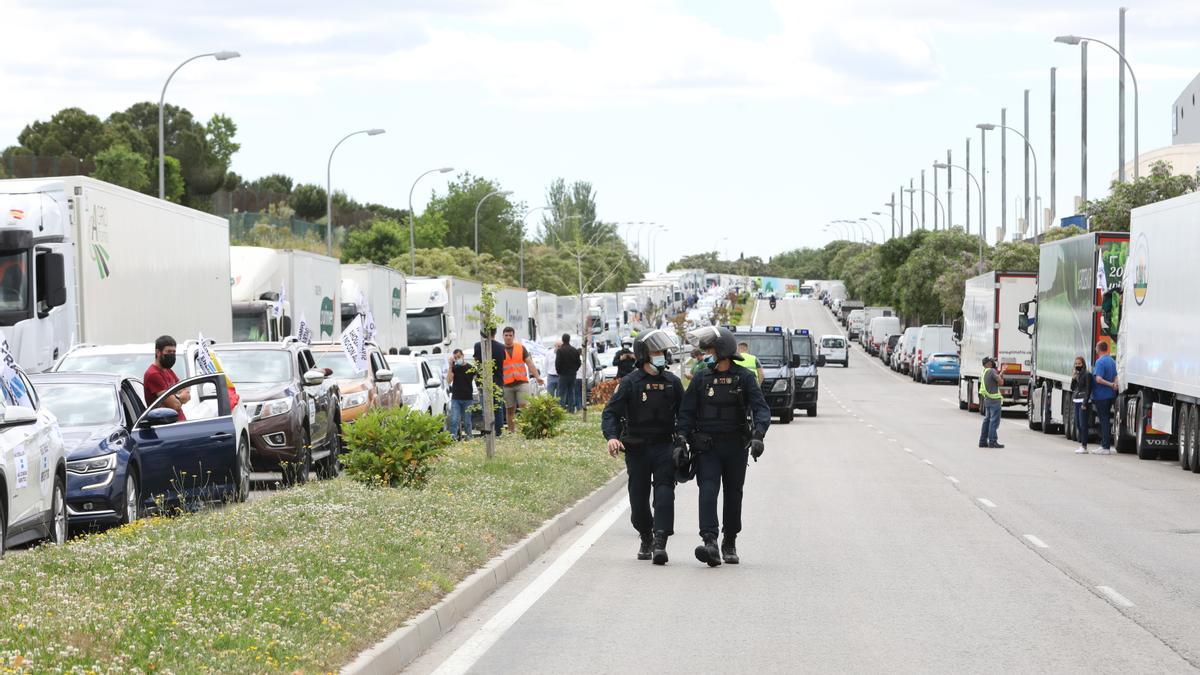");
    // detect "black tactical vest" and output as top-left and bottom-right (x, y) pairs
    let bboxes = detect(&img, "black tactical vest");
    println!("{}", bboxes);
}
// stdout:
(626, 376), (675, 437)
